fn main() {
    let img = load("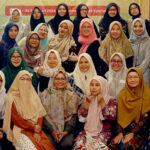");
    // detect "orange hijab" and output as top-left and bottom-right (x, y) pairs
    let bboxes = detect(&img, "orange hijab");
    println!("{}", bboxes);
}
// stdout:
(117, 67), (150, 128)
